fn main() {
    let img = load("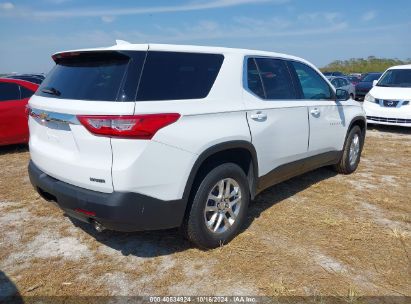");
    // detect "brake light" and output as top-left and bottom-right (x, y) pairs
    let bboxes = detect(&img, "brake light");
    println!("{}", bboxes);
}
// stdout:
(77, 114), (180, 139)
